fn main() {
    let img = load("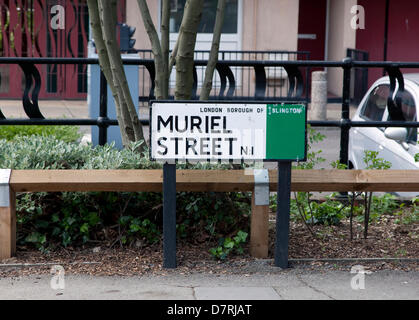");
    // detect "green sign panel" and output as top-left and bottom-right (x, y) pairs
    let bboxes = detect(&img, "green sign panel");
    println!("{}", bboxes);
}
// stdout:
(266, 104), (306, 161)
